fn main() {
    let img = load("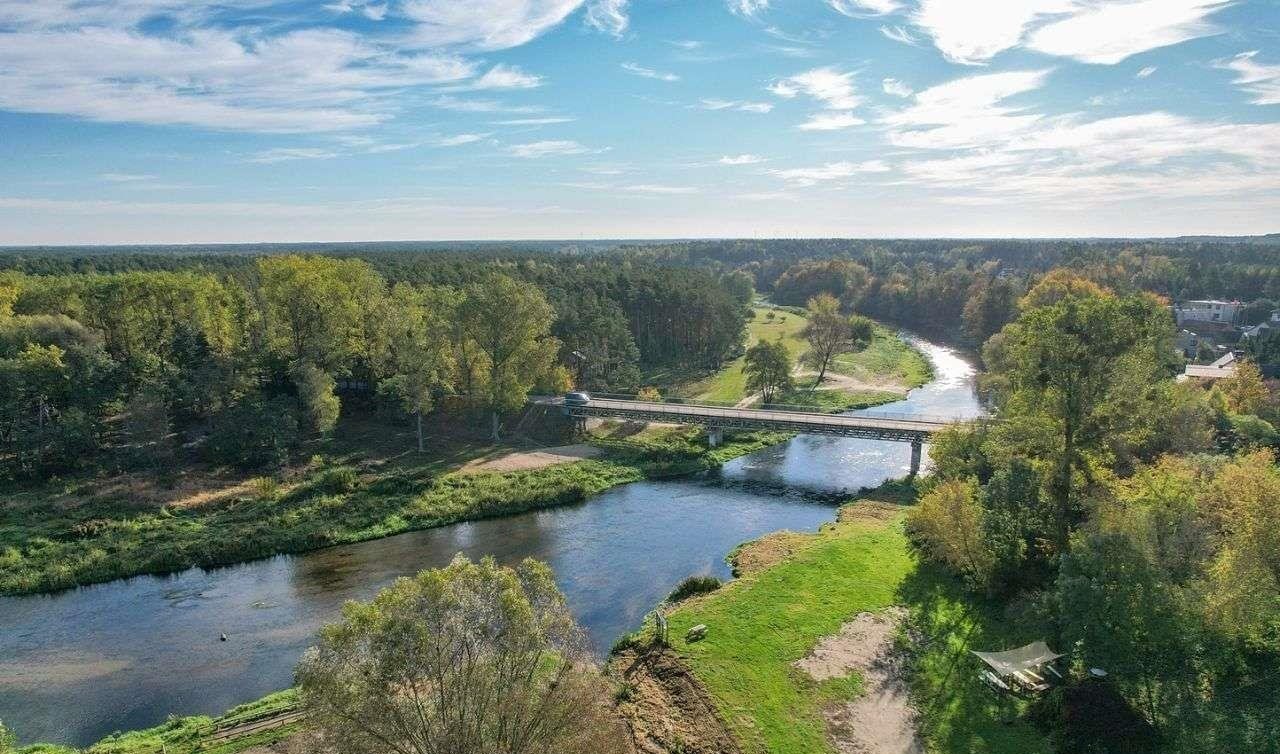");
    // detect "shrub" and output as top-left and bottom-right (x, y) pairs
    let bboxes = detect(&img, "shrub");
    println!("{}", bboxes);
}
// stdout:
(250, 476), (281, 501)
(667, 574), (722, 602)
(316, 466), (359, 494)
